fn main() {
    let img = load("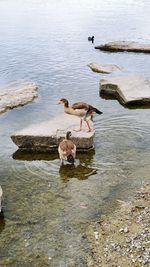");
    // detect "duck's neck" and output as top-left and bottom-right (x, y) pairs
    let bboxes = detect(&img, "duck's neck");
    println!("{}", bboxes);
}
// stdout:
(64, 100), (69, 108)
(66, 133), (70, 140)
